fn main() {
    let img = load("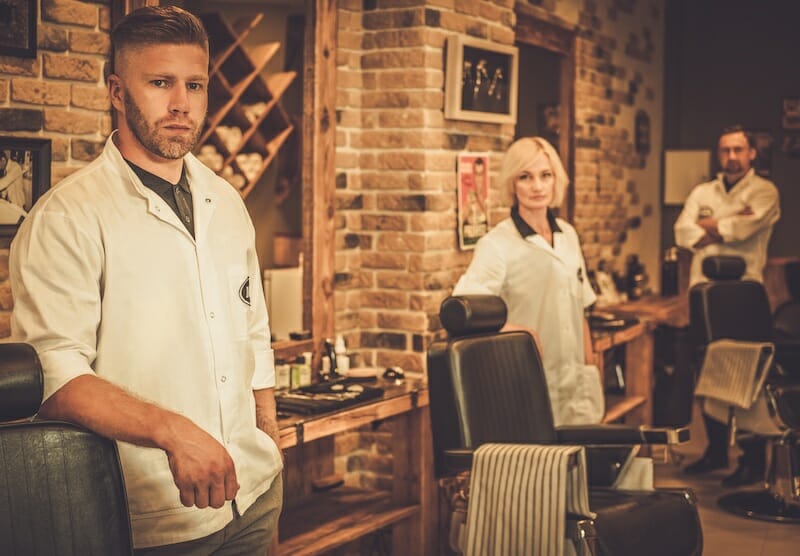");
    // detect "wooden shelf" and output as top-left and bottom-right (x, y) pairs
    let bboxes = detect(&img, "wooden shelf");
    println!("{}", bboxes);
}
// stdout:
(602, 394), (647, 423)
(592, 321), (648, 353)
(272, 338), (314, 362)
(196, 12), (295, 199)
(277, 487), (419, 555)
